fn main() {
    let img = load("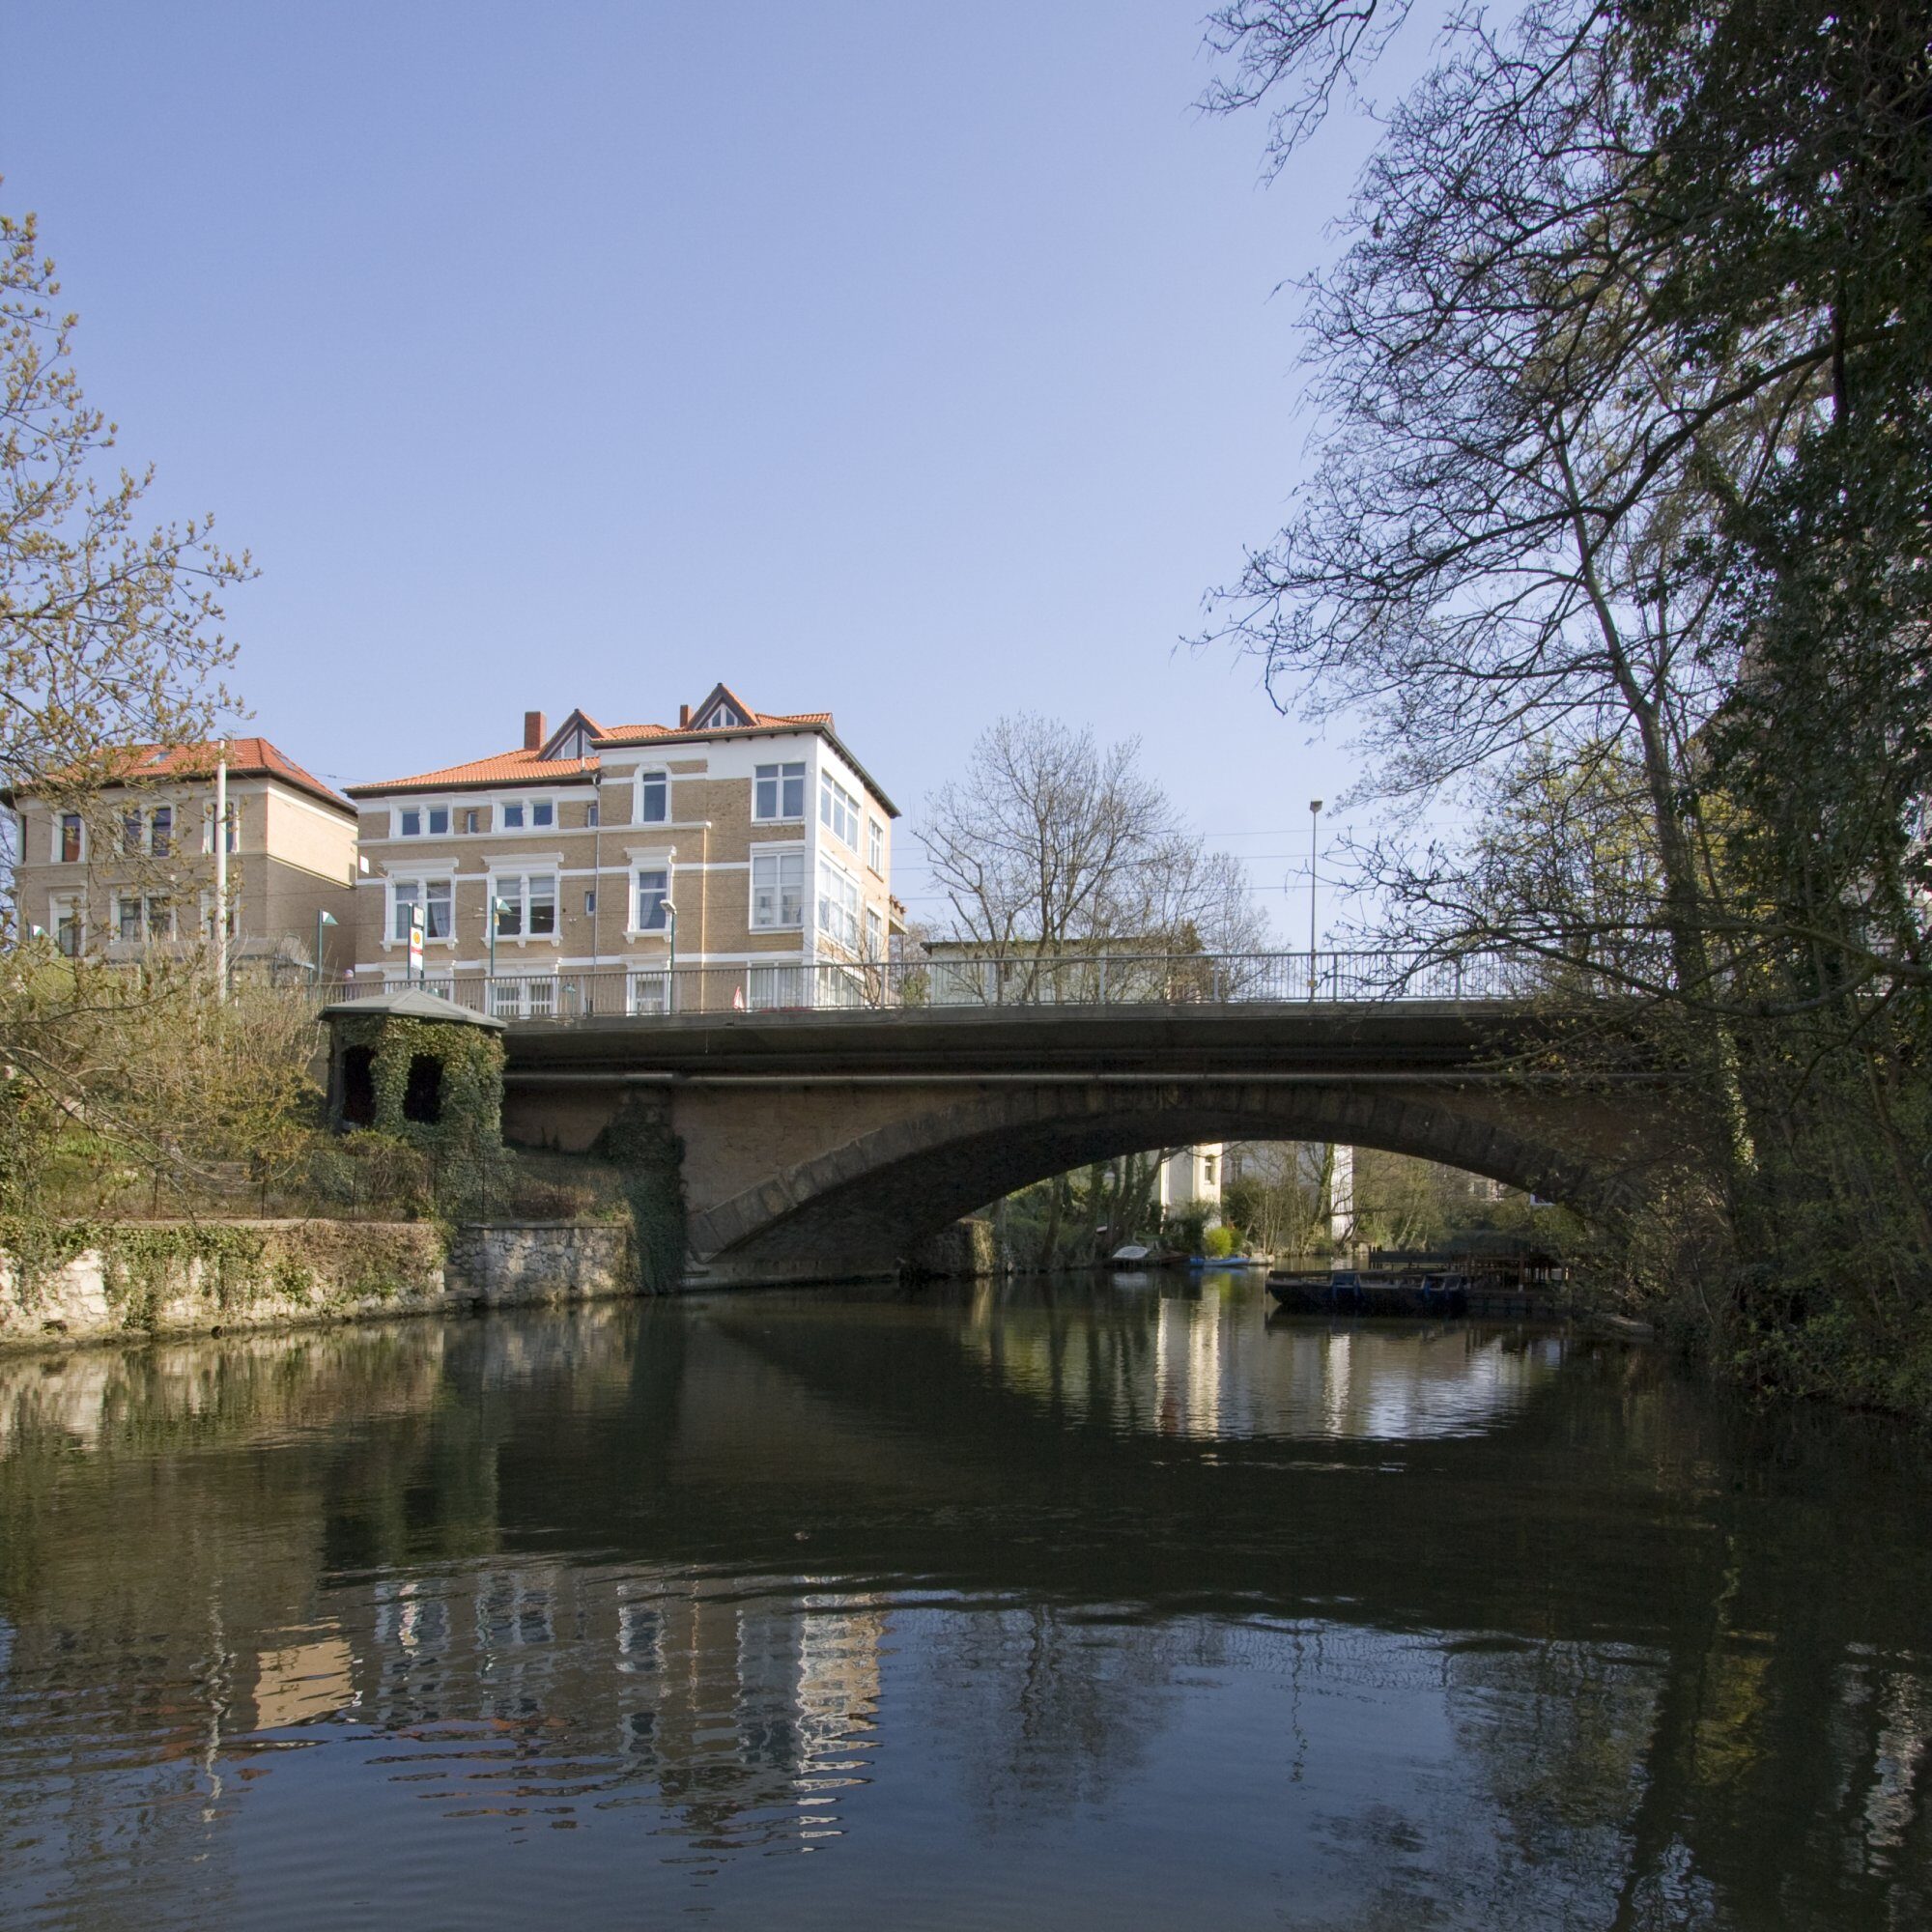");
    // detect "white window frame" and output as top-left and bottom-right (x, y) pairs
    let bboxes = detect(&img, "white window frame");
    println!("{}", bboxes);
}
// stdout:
(754, 761), (807, 823)
(490, 972), (562, 1020)
(389, 875), (454, 943)
(49, 892), (84, 955)
(750, 845), (806, 929)
(491, 870), (560, 944)
(633, 866), (671, 934)
(637, 770), (669, 825)
(819, 773), (860, 851)
(867, 816), (884, 875)
(201, 801), (239, 855)
(816, 854), (861, 952)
